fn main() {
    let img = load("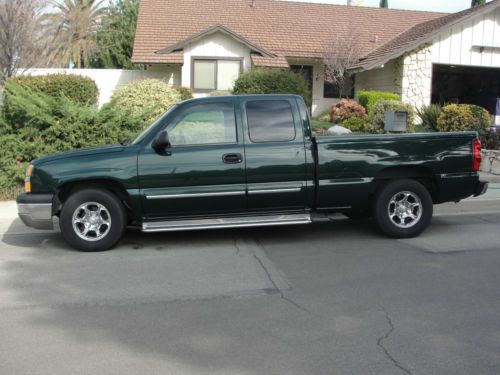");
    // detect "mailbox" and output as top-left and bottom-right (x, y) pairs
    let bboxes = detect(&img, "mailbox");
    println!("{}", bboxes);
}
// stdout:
(384, 111), (408, 132)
